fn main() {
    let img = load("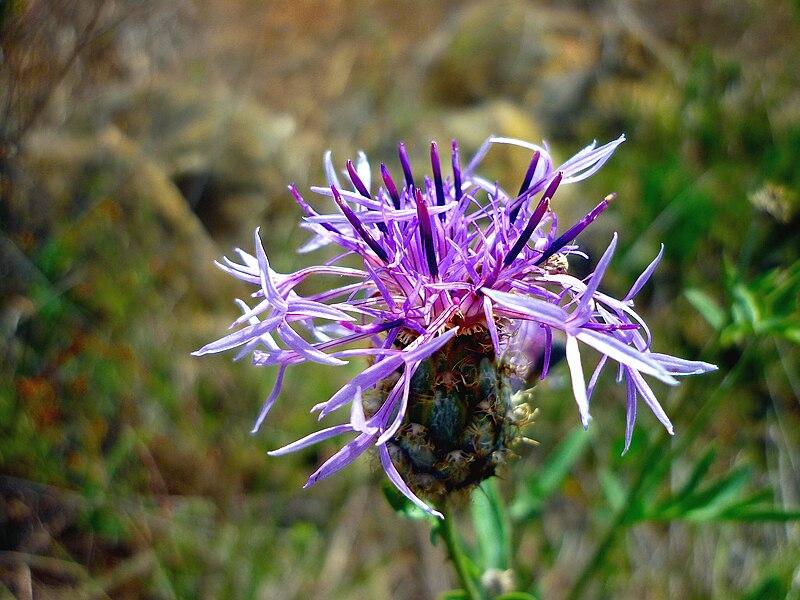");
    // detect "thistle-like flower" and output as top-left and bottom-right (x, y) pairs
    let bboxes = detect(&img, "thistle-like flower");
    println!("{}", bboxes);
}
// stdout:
(193, 135), (717, 518)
